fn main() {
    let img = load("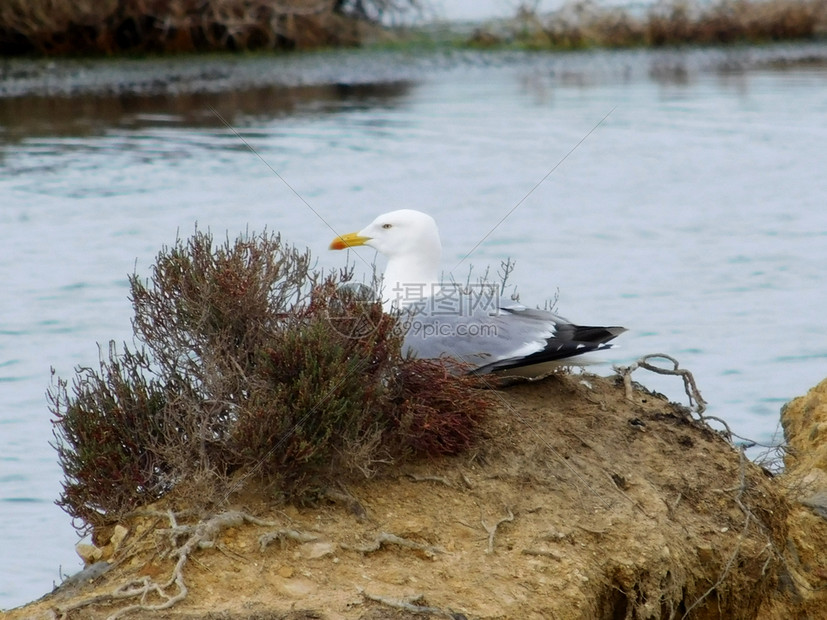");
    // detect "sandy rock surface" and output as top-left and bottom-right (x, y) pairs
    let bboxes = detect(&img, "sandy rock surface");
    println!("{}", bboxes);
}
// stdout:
(7, 372), (827, 619)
